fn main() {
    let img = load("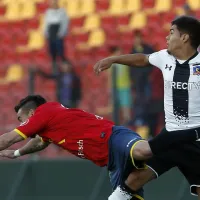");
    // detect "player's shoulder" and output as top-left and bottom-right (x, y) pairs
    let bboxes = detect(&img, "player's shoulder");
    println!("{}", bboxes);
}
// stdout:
(189, 52), (200, 63)
(155, 49), (175, 61)
(156, 49), (172, 56)
(36, 102), (62, 111)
